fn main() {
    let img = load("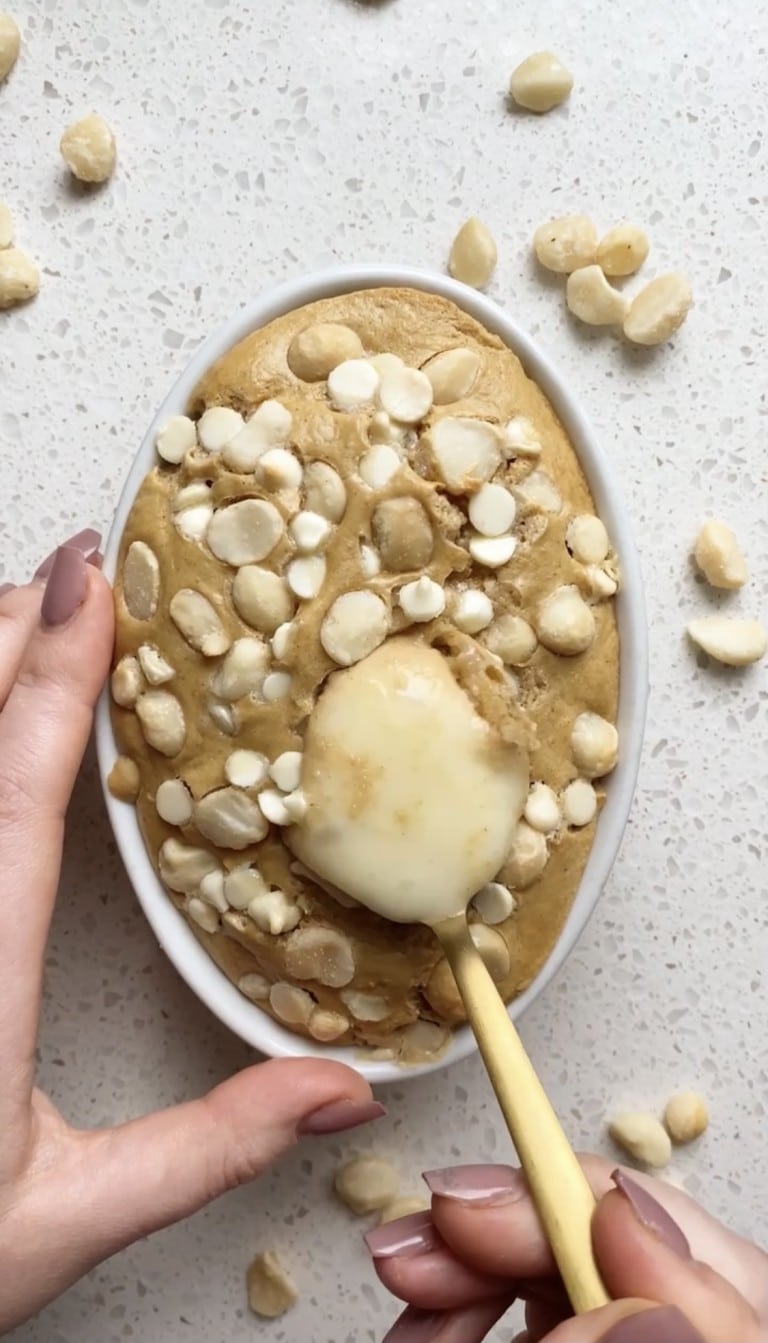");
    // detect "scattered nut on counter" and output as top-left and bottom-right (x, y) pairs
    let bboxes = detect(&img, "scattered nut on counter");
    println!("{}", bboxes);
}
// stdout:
(246, 1250), (297, 1319)
(448, 217), (497, 289)
(533, 214), (597, 274)
(693, 520), (748, 591)
(0, 246), (40, 309)
(0, 11), (20, 82)
(596, 225), (649, 277)
(623, 272), (693, 346)
(379, 1194), (430, 1225)
(335, 1155), (401, 1216)
(566, 265), (628, 326)
(0, 201), (13, 249)
(663, 1091), (709, 1145)
(60, 113), (117, 183)
(608, 1112), (672, 1168)
(687, 615), (767, 668)
(509, 51), (573, 112)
